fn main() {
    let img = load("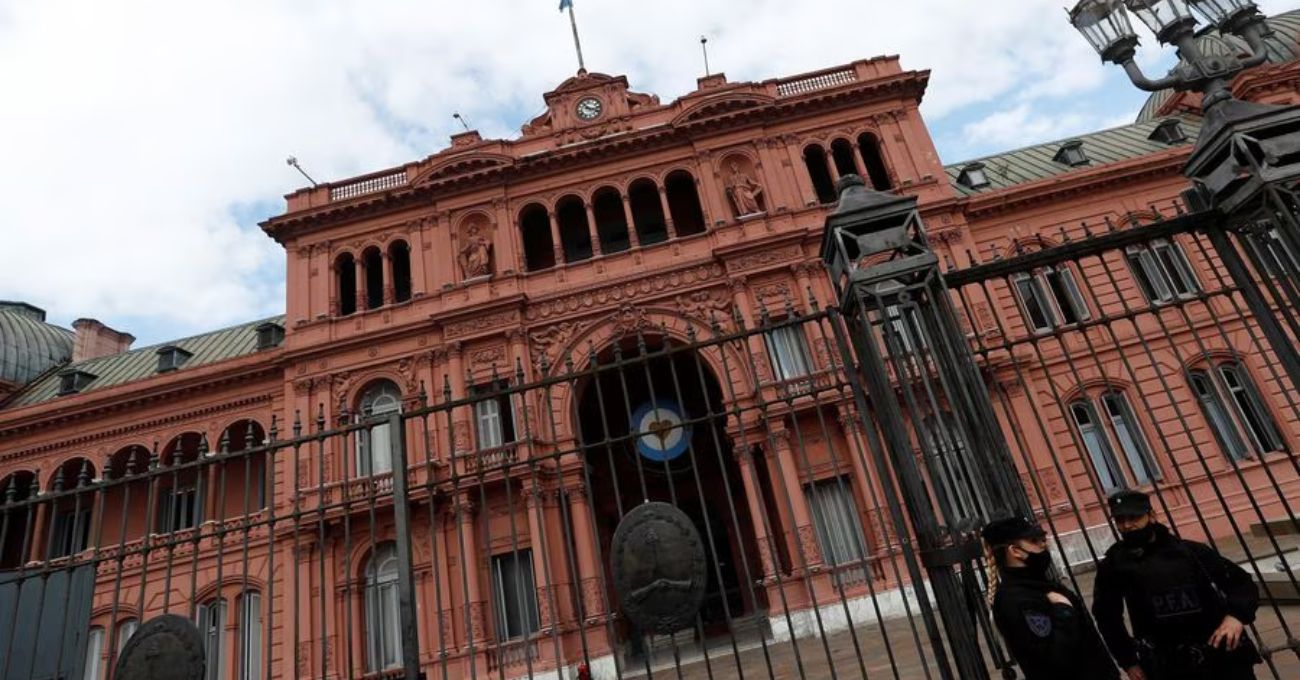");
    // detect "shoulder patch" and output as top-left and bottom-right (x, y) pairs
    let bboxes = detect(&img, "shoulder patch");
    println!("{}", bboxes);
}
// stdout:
(1024, 610), (1053, 638)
